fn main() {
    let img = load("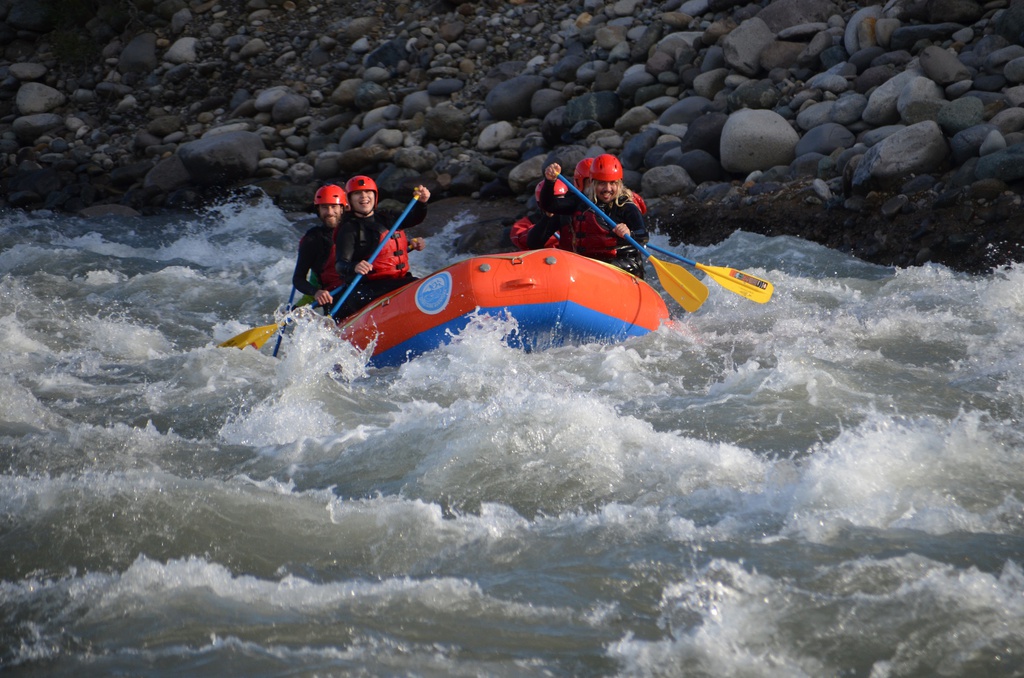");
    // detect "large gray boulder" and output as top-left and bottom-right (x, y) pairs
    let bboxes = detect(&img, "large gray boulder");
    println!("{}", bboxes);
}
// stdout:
(720, 109), (800, 174)
(177, 131), (264, 186)
(485, 75), (546, 121)
(721, 17), (774, 77)
(15, 82), (66, 115)
(851, 120), (949, 193)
